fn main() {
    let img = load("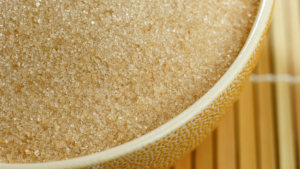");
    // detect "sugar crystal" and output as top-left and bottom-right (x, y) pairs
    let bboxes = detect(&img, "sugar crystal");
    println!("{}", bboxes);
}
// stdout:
(0, 0), (259, 163)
